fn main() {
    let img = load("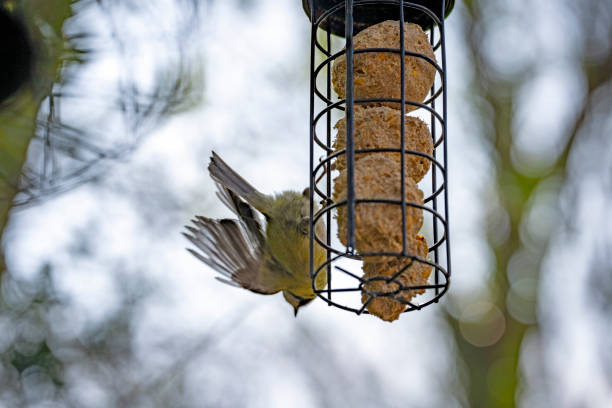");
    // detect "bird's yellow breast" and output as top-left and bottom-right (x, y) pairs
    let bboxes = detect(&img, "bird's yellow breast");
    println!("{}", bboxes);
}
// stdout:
(265, 222), (327, 298)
